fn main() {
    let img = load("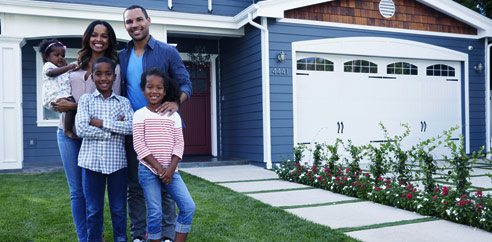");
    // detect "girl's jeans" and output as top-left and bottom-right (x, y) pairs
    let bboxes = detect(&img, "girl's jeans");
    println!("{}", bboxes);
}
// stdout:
(138, 164), (196, 240)
(57, 129), (87, 242)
